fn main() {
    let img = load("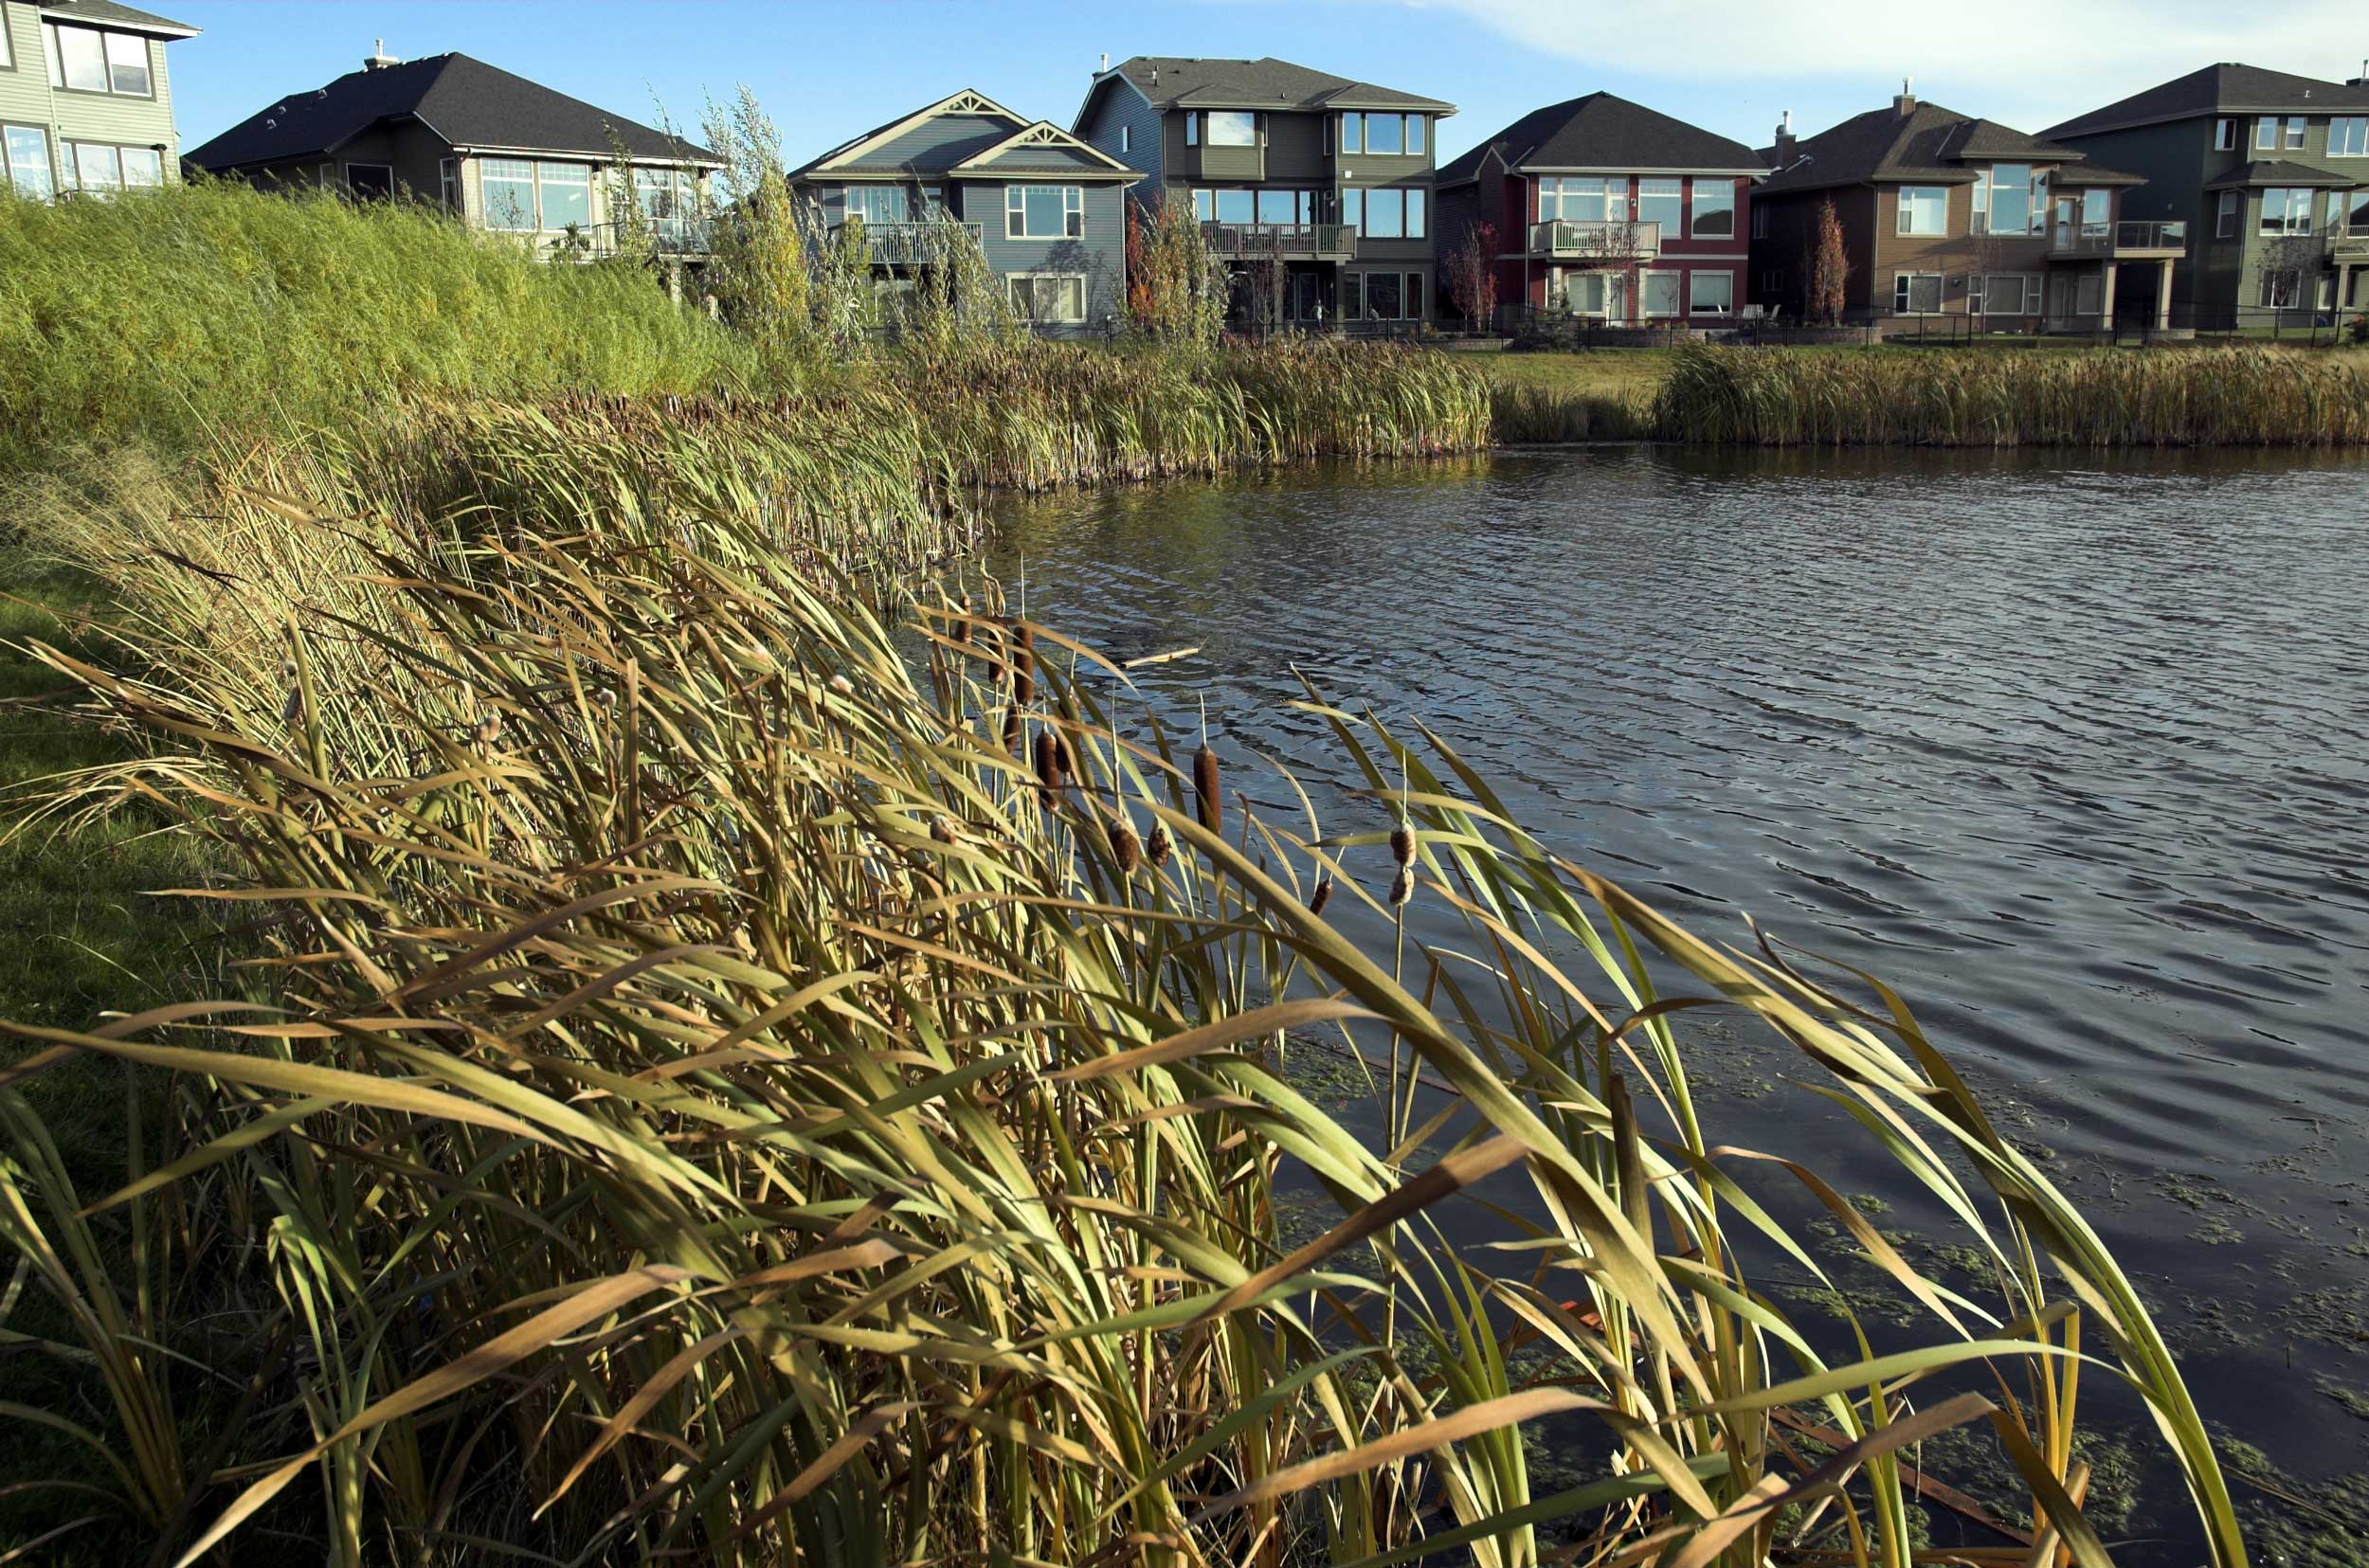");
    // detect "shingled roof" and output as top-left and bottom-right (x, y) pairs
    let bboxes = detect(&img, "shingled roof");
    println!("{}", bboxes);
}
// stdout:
(1438, 92), (1763, 186)
(1107, 56), (1452, 115)
(1757, 100), (2137, 195)
(2044, 63), (2369, 139)
(186, 53), (717, 172)
(2205, 157), (2362, 189)
(38, 0), (197, 36)
(787, 89), (1137, 183)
